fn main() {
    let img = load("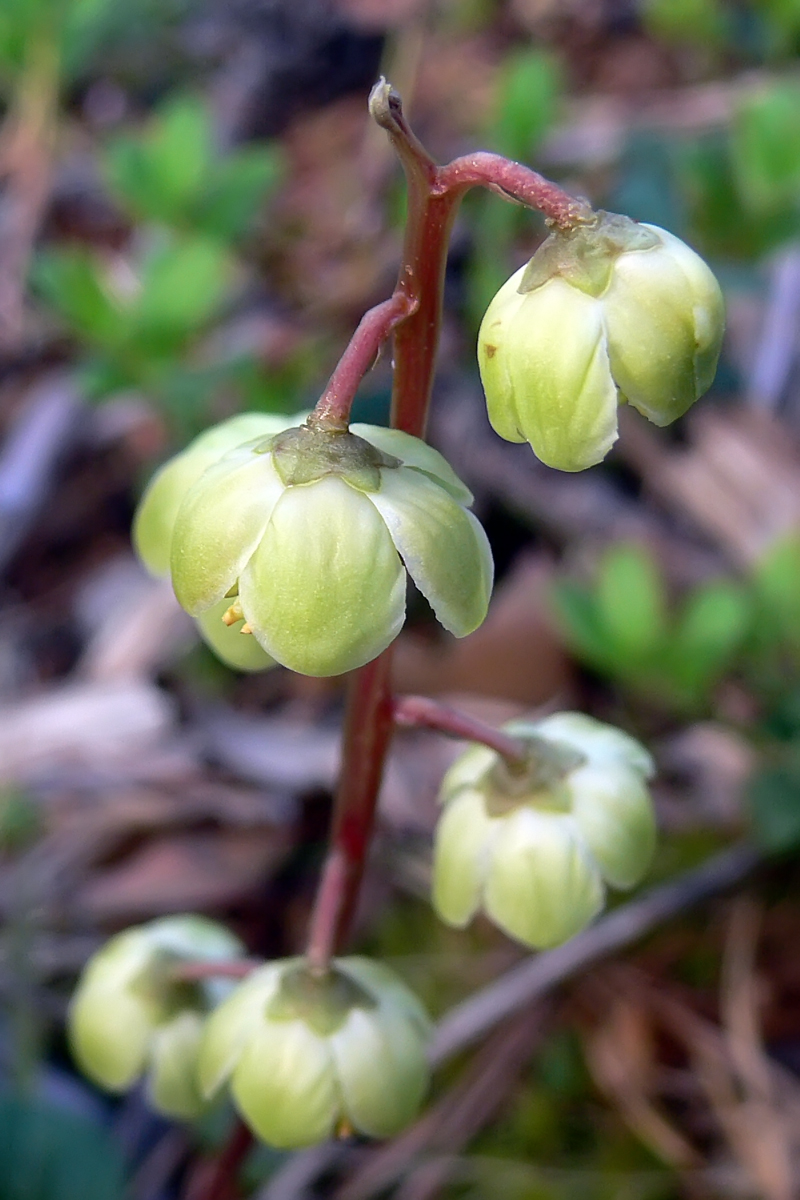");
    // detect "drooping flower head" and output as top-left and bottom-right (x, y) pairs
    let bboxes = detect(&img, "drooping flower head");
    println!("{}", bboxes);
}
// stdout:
(433, 712), (656, 949)
(153, 419), (492, 677)
(478, 212), (725, 471)
(198, 956), (431, 1147)
(69, 915), (244, 1118)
